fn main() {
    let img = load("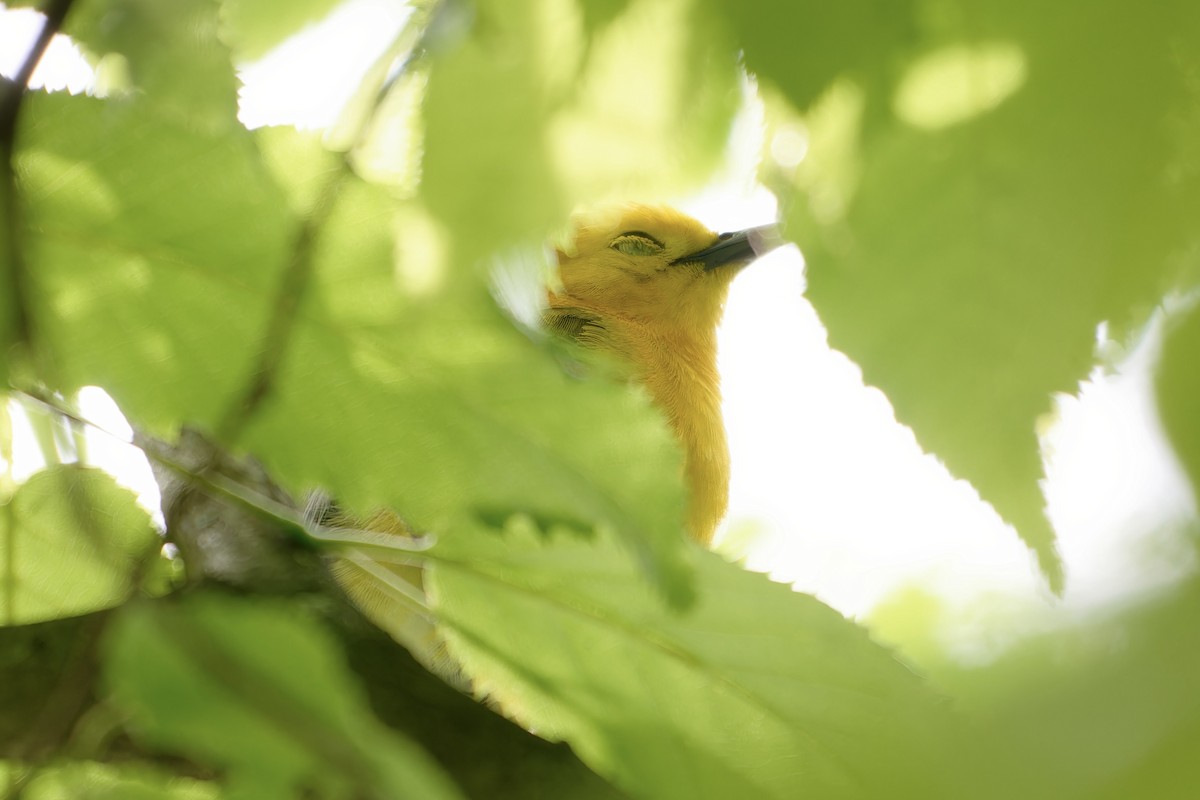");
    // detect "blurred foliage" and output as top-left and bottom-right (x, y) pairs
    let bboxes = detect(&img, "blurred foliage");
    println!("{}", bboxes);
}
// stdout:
(219, 0), (348, 62)
(946, 577), (1200, 800)
(0, 0), (1198, 798)
(105, 594), (464, 799)
(0, 464), (157, 624)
